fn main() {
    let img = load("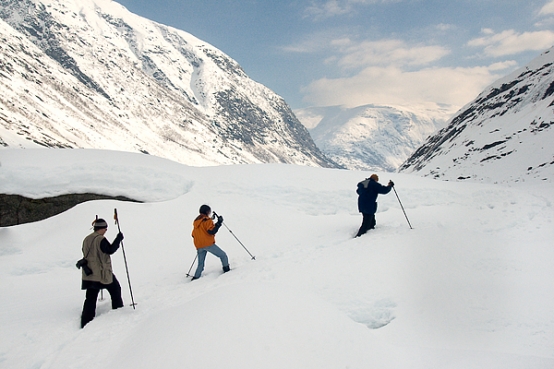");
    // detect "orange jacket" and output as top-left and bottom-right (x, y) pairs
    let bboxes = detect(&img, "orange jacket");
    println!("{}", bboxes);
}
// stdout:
(191, 215), (216, 249)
